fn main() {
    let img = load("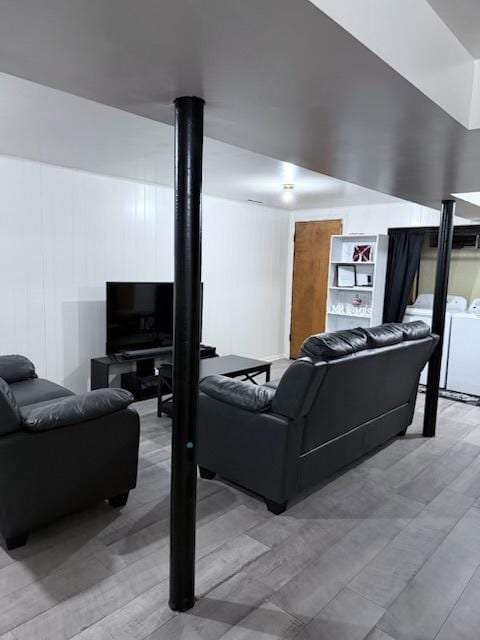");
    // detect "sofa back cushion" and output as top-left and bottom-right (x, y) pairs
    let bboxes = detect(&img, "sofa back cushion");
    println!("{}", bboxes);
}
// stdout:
(301, 334), (436, 453)
(298, 328), (368, 362)
(363, 323), (404, 348)
(401, 320), (431, 340)
(0, 355), (36, 384)
(363, 321), (429, 348)
(0, 377), (23, 435)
